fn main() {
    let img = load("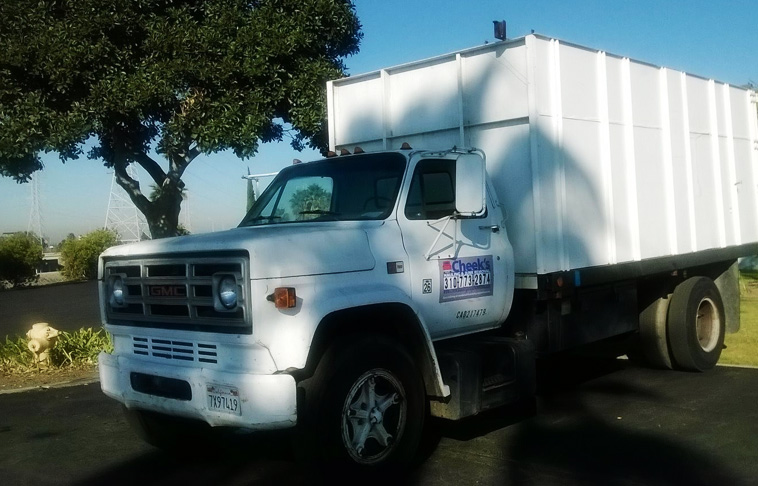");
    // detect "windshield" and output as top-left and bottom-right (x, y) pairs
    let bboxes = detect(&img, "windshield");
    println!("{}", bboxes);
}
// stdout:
(239, 153), (406, 226)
